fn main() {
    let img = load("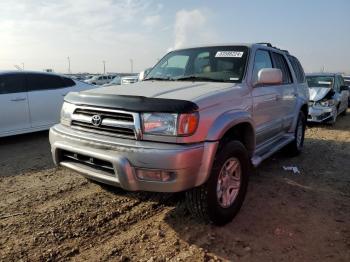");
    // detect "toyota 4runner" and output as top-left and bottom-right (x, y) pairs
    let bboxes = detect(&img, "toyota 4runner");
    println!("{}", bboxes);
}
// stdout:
(50, 43), (309, 225)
